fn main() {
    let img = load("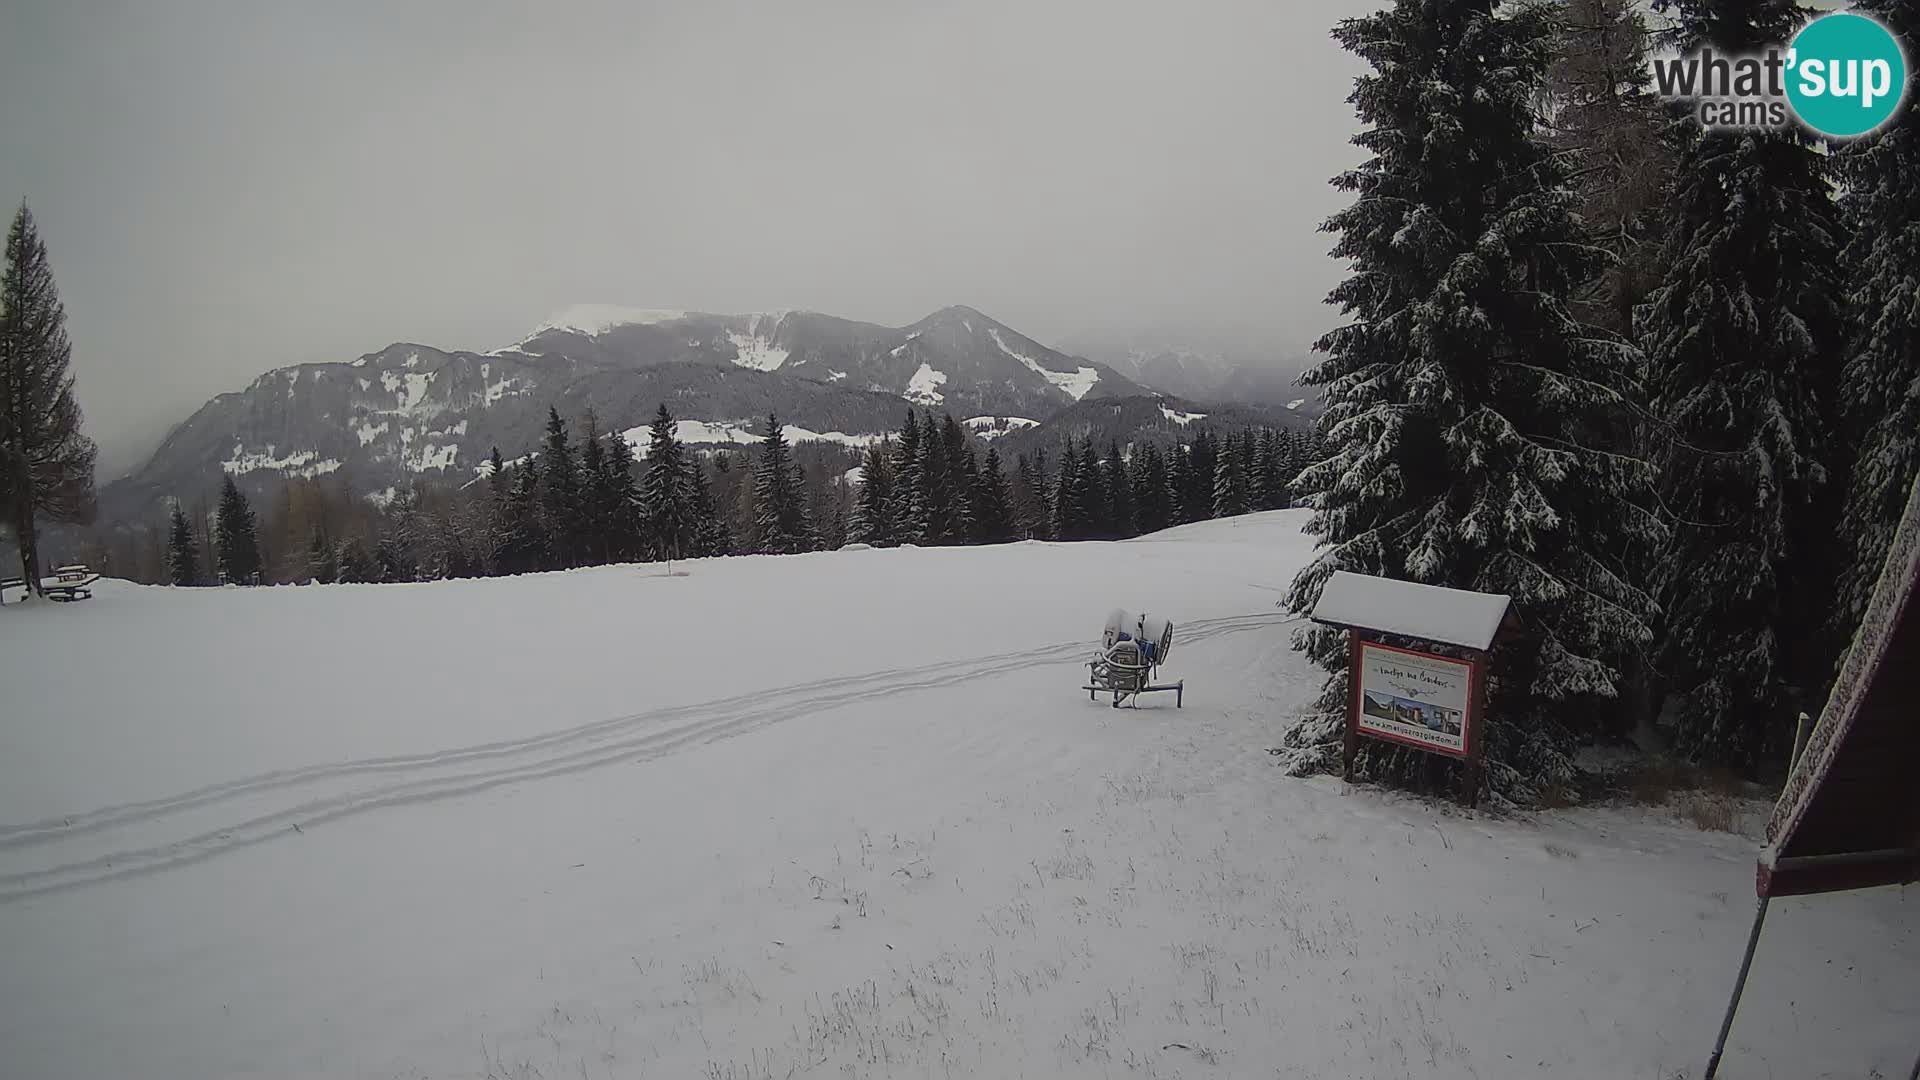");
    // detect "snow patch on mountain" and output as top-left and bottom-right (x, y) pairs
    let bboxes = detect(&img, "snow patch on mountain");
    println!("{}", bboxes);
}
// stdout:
(963, 415), (1040, 440)
(1160, 405), (1208, 425)
(223, 443), (340, 479)
(728, 330), (790, 372)
(536, 305), (688, 336)
(888, 332), (922, 359)
(988, 329), (1099, 401)
(1287, 398), (1306, 410)
(905, 363), (948, 405)
(354, 419), (389, 447)
(618, 420), (886, 458)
